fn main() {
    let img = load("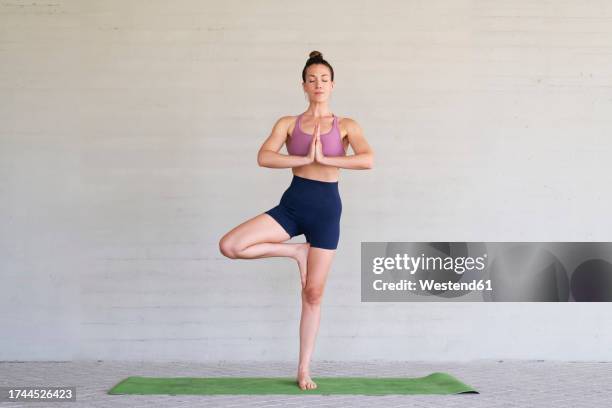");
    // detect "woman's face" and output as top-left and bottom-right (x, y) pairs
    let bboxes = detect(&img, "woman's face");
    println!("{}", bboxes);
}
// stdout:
(303, 64), (334, 102)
